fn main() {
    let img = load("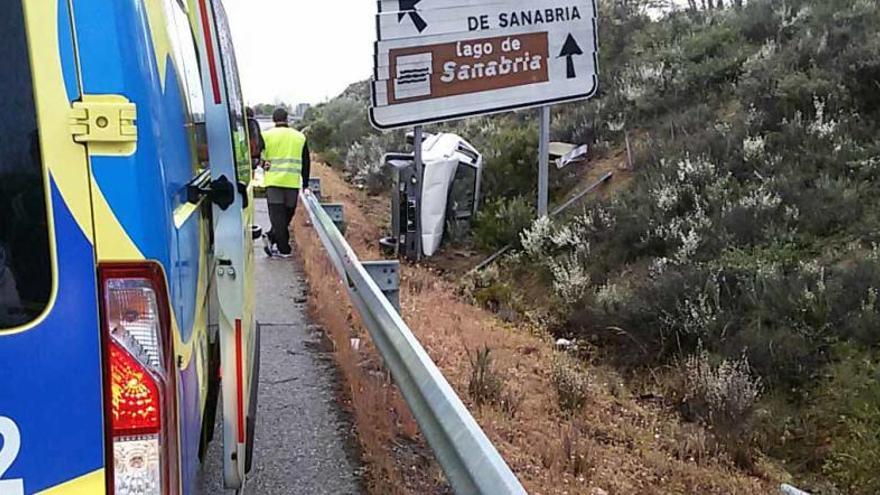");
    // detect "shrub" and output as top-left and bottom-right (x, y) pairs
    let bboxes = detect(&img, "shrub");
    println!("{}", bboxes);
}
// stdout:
(680, 347), (763, 467)
(466, 346), (504, 408)
(309, 0), (880, 486)
(549, 253), (592, 306)
(681, 347), (763, 427)
(561, 421), (594, 477)
(551, 353), (592, 413)
(465, 346), (522, 418)
(345, 134), (401, 195)
(810, 347), (880, 495)
(520, 216), (554, 259)
(480, 123), (539, 201)
(473, 196), (534, 251)
(825, 413), (880, 495)
(473, 282), (514, 314)
(305, 120), (335, 155)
